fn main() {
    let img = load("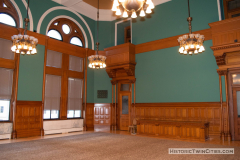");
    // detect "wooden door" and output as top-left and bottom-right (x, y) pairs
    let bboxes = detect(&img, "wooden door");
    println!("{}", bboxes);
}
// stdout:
(119, 93), (130, 130)
(233, 87), (240, 140)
